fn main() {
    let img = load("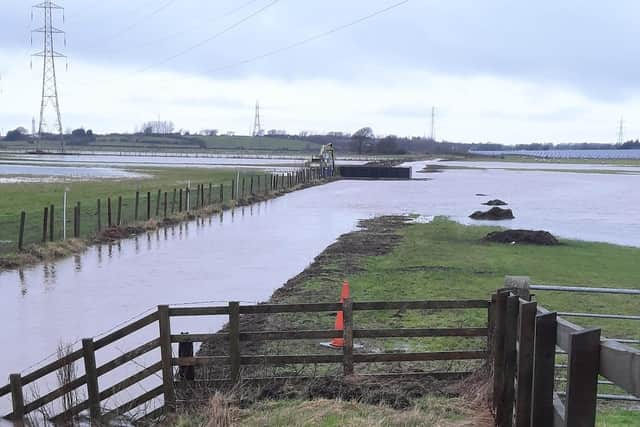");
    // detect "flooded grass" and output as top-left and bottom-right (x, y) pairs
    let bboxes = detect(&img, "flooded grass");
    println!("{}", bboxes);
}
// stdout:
(194, 216), (638, 424)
